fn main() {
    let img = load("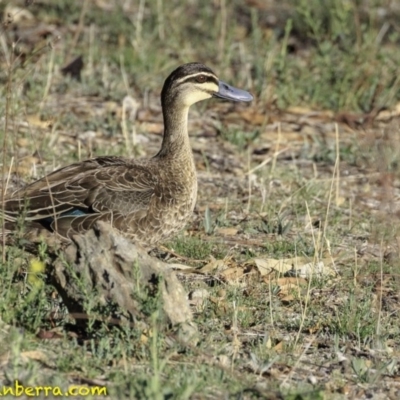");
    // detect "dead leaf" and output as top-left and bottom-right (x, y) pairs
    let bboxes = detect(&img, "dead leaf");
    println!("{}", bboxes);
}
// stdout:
(16, 138), (30, 147)
(279, 284), (300, 295)
(239, 110), (268, 125)
(376, 102), (400, 120)
(199, 256), (228, 274)
(253, 257), (293, 276)
(209, 296), (227, 312)
(21, 350), (49, 363)
(215, 227), (239, 236)
(140, 333), (148, 344)
(296, 259), (336, 278)
(336, 196), (346, 206)
(140, 122), (163, 134)
(26, 114), (53, 129)
(274, 277), (305, 302)
(11, 156), (41, 177)
(287, 106), (334, 118)
(220, 266), (244, 282)
(251, 256), (336, 278)
(308, 323), (320, 334)
(273, 341), (284, 353)
(269, 277), (307, 299)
